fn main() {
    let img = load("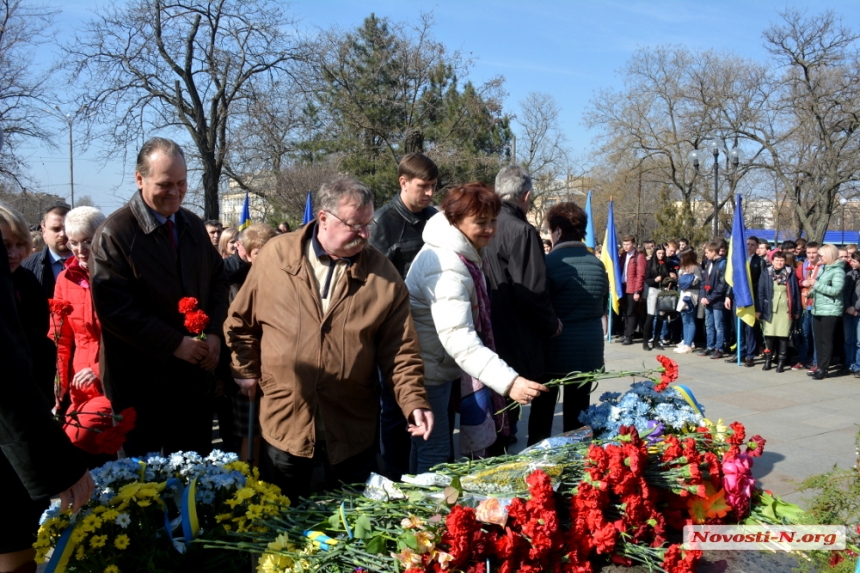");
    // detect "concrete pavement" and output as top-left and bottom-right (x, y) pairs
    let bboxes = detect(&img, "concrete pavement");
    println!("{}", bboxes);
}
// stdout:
(508, 339), (860, 509)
